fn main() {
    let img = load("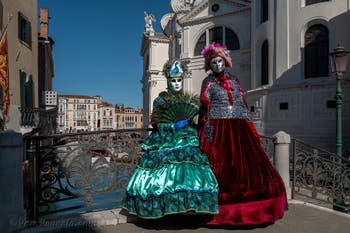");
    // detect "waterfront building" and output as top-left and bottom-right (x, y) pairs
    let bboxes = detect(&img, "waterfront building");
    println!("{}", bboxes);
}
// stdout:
(115, 104), (143, 129)
(57, 95), (101, 133)
(99, 101), (115, 130)
(57, 95), (142, 132)
(0, 3), (57, 134)
(0, 0), (38, 132)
